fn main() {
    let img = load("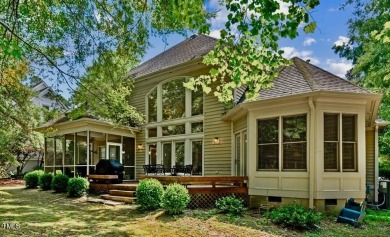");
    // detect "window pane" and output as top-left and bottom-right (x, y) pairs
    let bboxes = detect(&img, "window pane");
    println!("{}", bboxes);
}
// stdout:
(258, 144), (279, 170)
(191, 122), (203, 133)
(162, 78), (186, 120)
(162, 143), (172, 168)
(342, 115), (356, 142)
(148, 128), (157, 137)
(175, 142), (185, 167)
(324, 142), (338, 170)
(45, 137), (54, 166)
(343, 143), (356, 170)
(192, 87), (203, 116)
(122, 137), (135, 166)
(283, 143), (306, 170)
(192, 141), (203, 175)
(148, 88), (157, 122)
(324, 114), (339, 141)
(258, 118), (279, 144)
(162, 124), (185, 136)
(148, 144), (157, 165)
(283, 115), (306, 142)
